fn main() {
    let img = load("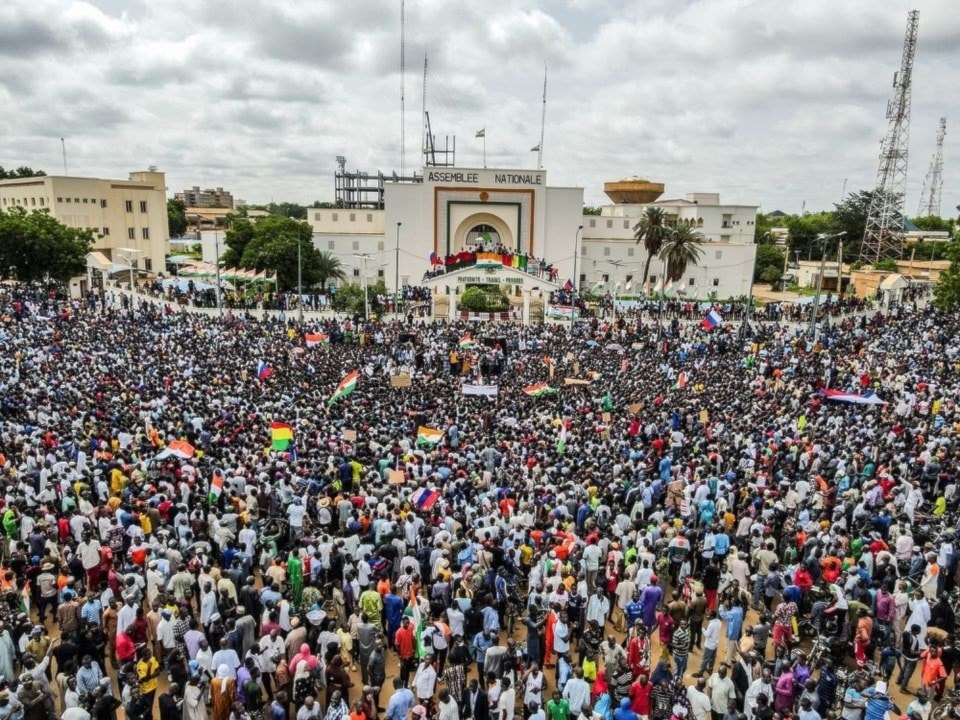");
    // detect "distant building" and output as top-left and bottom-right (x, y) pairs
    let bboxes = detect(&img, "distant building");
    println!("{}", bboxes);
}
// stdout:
(0, 169), (170, 290)
(175, 185), (234, 209)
